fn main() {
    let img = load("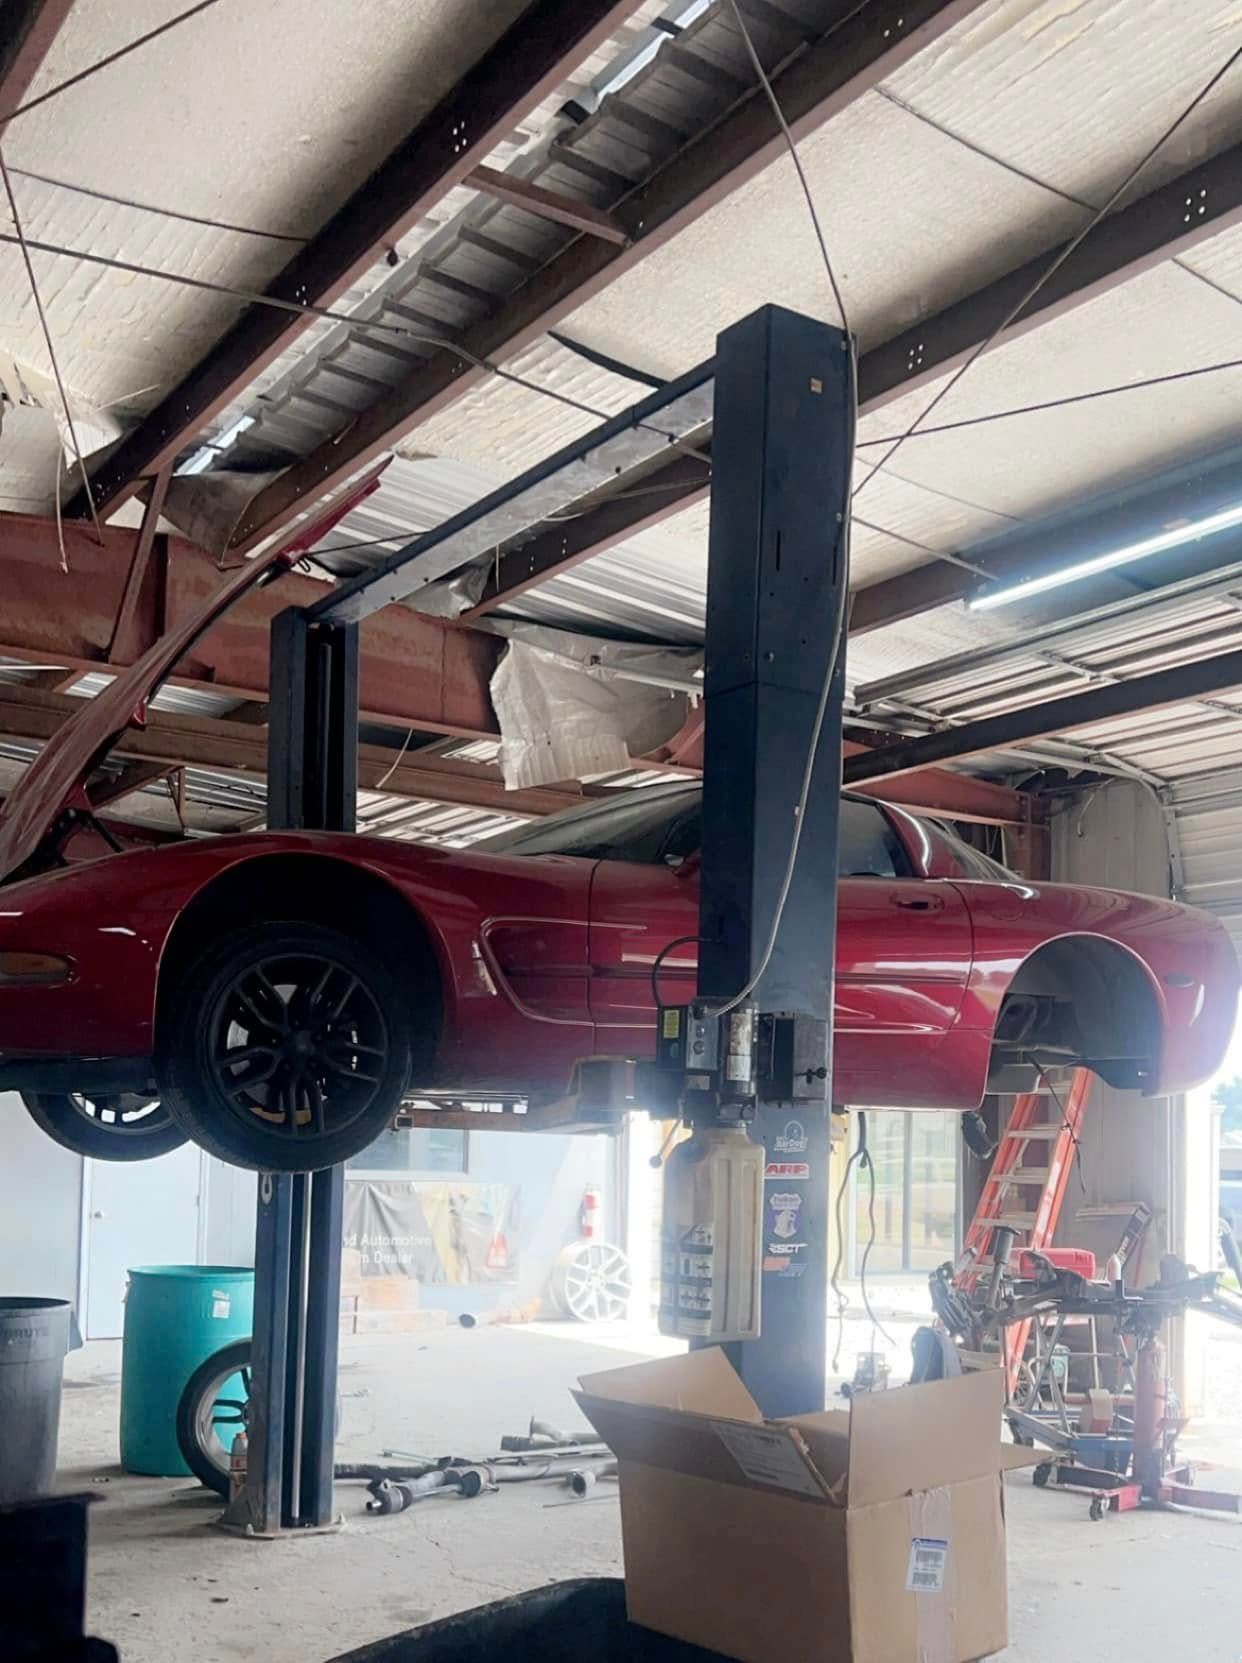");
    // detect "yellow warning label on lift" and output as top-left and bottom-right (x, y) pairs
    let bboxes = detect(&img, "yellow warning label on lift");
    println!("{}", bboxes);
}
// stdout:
(662, 1008), (682, 1040)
